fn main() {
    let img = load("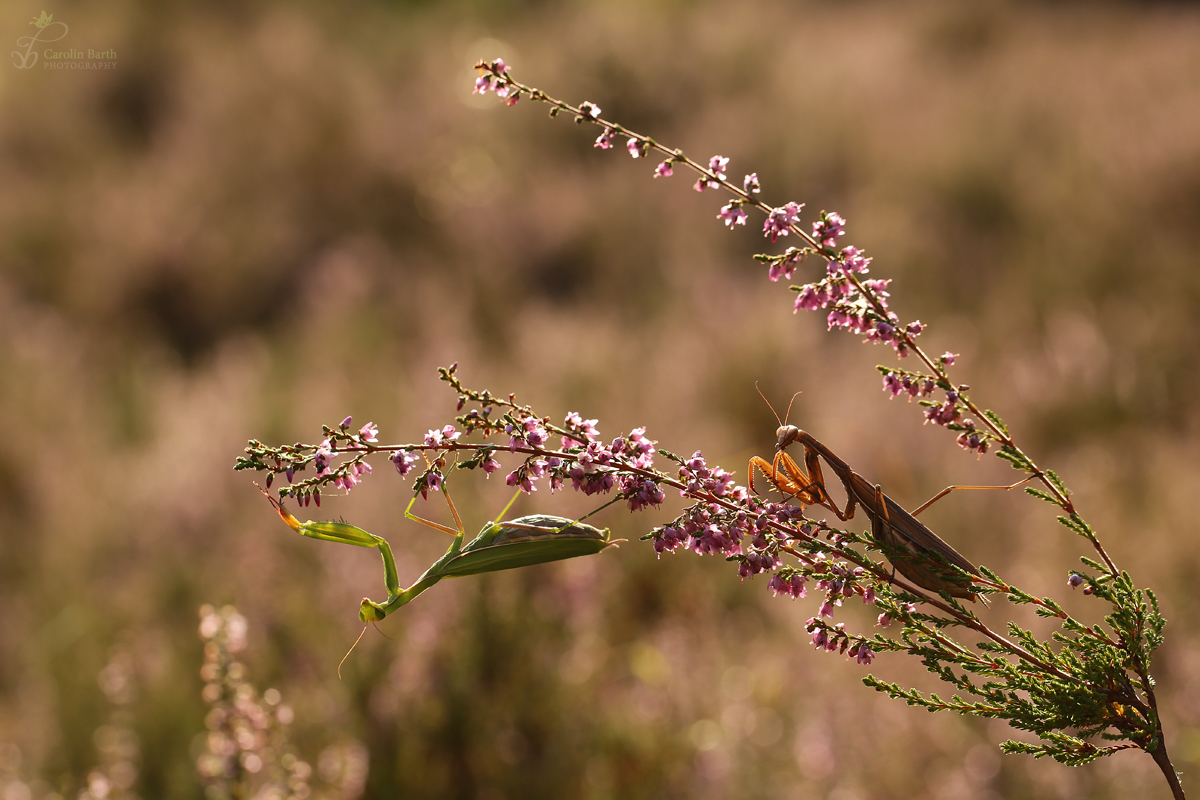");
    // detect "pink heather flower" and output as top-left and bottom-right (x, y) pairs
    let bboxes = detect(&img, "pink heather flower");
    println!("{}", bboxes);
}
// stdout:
(1068, 573), (1084, 589)
(391, 450), (418, 475)
(794, 284), (831, 311)
(956, 420), (987, 455)
(819, 599), (835, 618)
(763, 202), (803, 242)
(688, 523), (742, 557)
(743, 173), (760, 194)
(562, 412), (600, 447)
(854, 644), (875, 665)
(708, 155), (729, 179)
(653, 525), (688, 556)
(739, 552), (778, 579)
(862, 278), (892, 299)
(812, 212), (846, 248)
(871, 321), (896, 343)
(523, 424), (548, 446)
(426, 471), (443, 493)
(579, 101), (601, 120)
(906, 321), (926, 336)
(627, 137), (645, 158)
(768, 573), (807, 599)
(424, 429), (443, 446)
(876, 613), (892, 628)
(340, 416), (353, 428)
(506, 471), (535, 494)
(441, 424), (462, 442)
(628, 427), (656, 456)
(314, 439), (335, 475)
(622, 477), (666, 512)
(769, 249), (805, 282)
(359, 422), (379, 442)
(830, 309), (862, 332)
(883, 372), (904, 397)
(474, 75), (494, 95)
(829, 246), (871, 276)
(830, 623), (845, 652)
(683, 451), (709, 475)
(490, 58), (509, 74)
(654, 161), (674, 178)
(941, 352), (958, 366)
(924, 395), (961, 426)
(481, 456), (501, 475)
(718, 203), (747, 228)
(594, 127), (615, 149)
